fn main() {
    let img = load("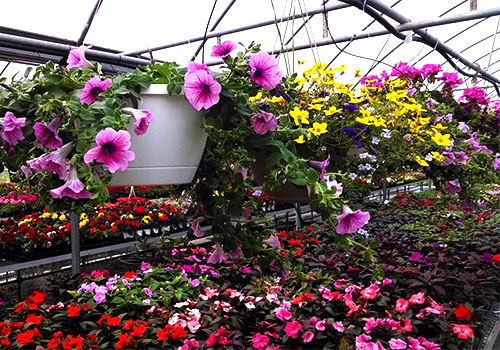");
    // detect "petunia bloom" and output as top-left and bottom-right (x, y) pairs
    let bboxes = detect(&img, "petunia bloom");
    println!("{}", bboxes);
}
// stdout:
(50, 166), (92, 200)
(191, 219), (204, 238)
(33, 117), (63, 149)
(336, 205), (370, 234)
(67, 45), (94, 70)
(1, 111), (26, 148)
(122, 108), (154, 135)
(187, 61), (209, 74)
(207, 244), (227, 264)
(444, 180), (461, 194)
(250, 112), (278, 135)
(211, 40), (237, 58)
(183, 69), (221, 111)
(80, 76), (112, 104)
(309, 154), (331, 181)
(249, 51), (282, 90)
(83, 128), (135, 173)
(29, 142), (73, 179)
